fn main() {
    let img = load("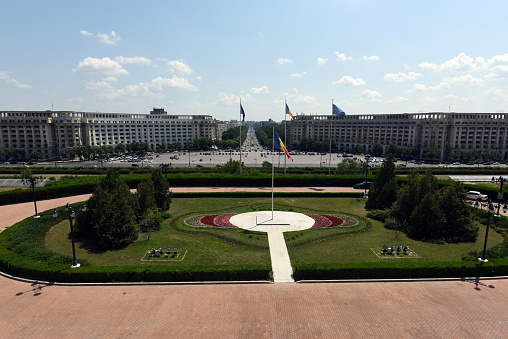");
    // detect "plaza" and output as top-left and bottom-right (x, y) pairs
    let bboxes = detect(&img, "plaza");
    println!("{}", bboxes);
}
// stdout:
(1, 190), (508, 338)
